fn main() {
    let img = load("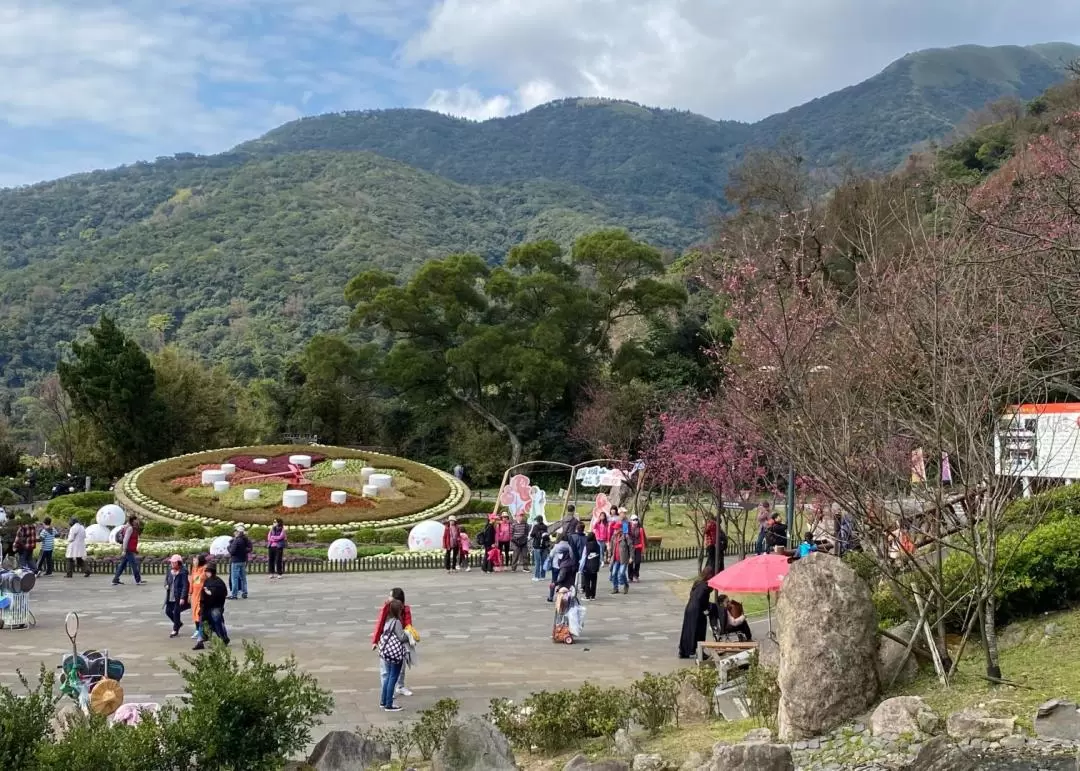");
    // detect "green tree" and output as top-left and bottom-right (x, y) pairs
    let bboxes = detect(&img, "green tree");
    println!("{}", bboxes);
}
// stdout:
(57, 316), (168, 473)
